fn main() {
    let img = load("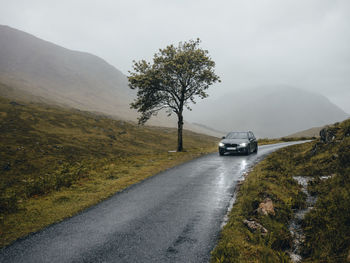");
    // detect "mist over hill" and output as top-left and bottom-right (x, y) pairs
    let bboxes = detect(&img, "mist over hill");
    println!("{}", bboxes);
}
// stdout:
(0, 25), (347, 138)
(186, 86), (348, 138)
(0, 25), (136, 119)
(0, 25), (222, 136)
